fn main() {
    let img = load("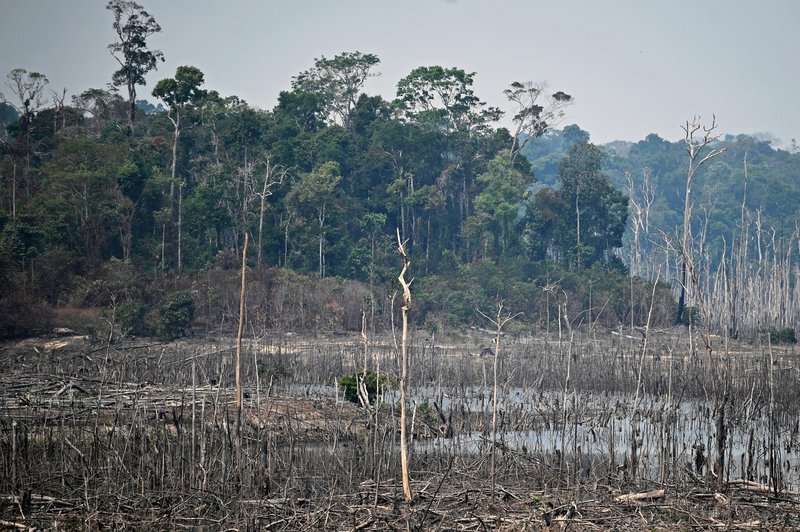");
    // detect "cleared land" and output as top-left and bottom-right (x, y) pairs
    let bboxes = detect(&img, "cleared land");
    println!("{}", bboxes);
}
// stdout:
(1, 329), (800, 530)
